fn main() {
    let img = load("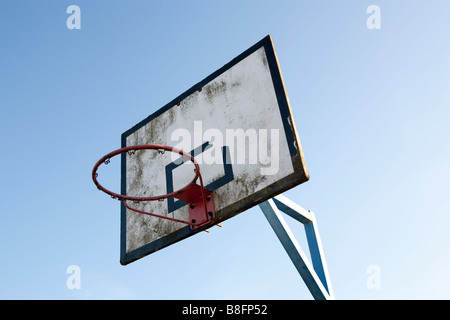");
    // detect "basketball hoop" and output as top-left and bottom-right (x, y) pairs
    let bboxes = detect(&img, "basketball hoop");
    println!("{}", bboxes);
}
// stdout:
(92, 145), (215, 230)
